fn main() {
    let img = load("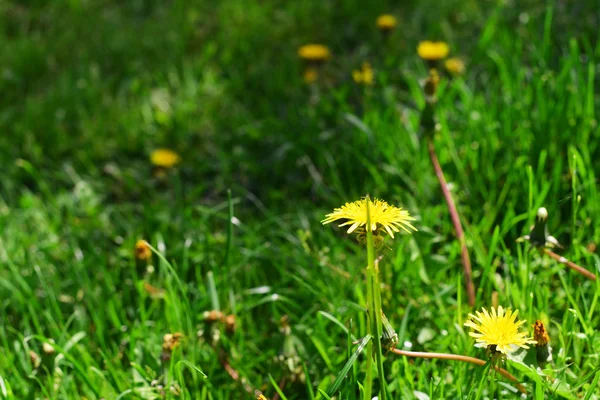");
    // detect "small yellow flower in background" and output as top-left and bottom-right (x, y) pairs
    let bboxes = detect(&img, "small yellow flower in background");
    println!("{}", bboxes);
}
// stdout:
(444, 57), (465, 75)
(322, 198), (416, 239)
(135, 239), (152, 261)
(464, 306), (536, 355)
(150, 149), (180, 168)
(532, 320), (549, 346)
(298, 44), (330, 63)
(376, 14), (397, 32)
(257, 394), (268, 400)
(417, 41), (450, 61)
(303, 67), (319, 84)
(352, 62), (374, 85)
